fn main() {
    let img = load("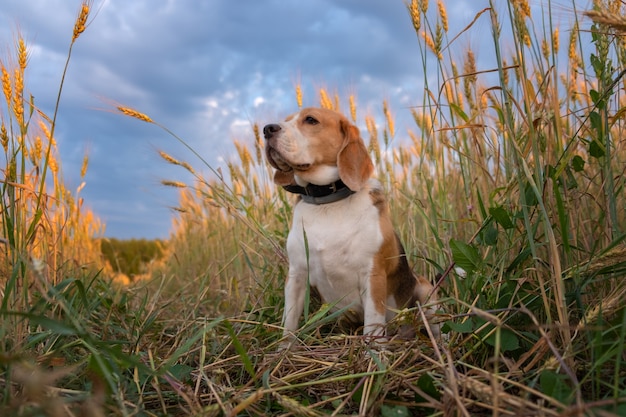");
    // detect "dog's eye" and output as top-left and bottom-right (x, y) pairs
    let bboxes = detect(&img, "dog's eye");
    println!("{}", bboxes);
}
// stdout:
(304, 115), (319, 125)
